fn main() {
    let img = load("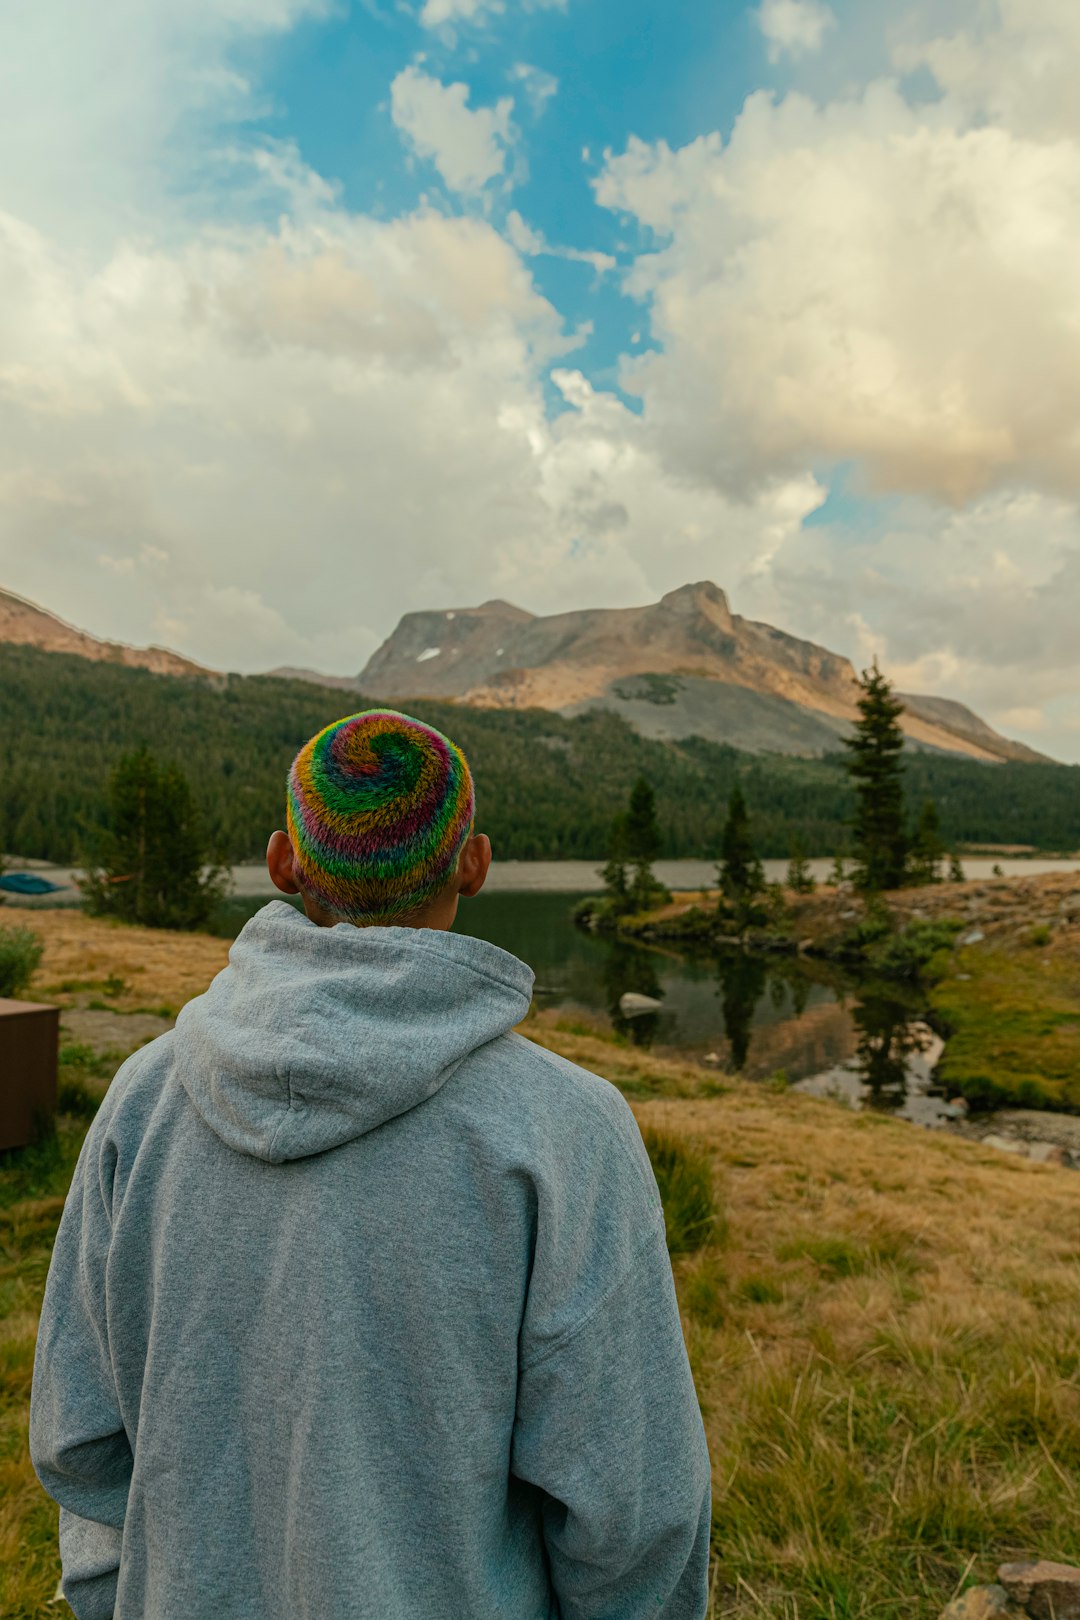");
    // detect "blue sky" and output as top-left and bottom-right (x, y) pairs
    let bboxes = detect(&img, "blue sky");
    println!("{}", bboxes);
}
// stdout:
(250, 0), (765, 397)
(2, 0), (1080, 757)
